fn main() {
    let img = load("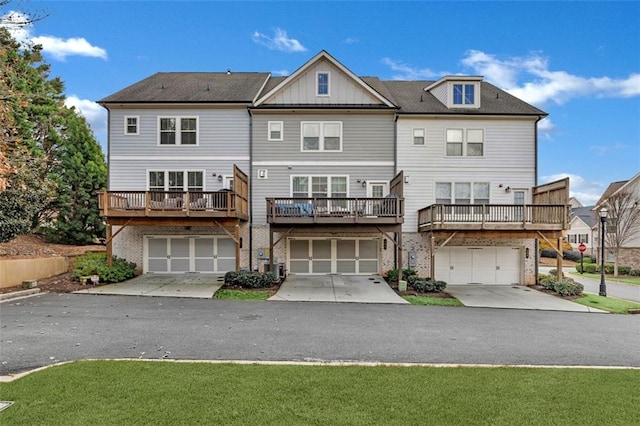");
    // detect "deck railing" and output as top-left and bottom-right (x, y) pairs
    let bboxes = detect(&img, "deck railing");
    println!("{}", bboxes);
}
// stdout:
(98, 190), (248, 219)
(417, 204), (569, 231)
(266, 197), (404, 224)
